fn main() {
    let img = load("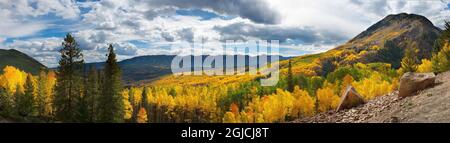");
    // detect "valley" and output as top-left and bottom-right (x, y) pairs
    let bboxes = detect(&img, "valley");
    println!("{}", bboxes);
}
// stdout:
(0, 13), (449, 123)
